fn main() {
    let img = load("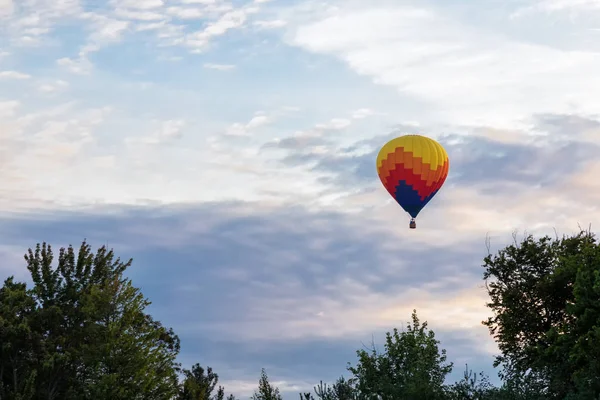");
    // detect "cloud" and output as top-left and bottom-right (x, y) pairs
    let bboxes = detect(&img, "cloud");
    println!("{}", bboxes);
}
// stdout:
(0, 0), (14, 17)
(511, 0), (600, 18)
(74, 13), (131, 62)
(203, 63), (236, 70)
(314, 118), (351, 130)
(287, 3), (600, 127)
(179, 0), (221, 4)
(4, 0), (82, 45)
(166, 6), (204, 20)
(0, 102), (116, 212)
(0, 70), (31, 79)
(532, 113), (600, 141)
(351, 108), (374, 119)
(246, 115), (269, 128)
(1, 0), (272, 57)
(56, 55), (93, 74)
(262, 109), (373, 153)
(107, 0), (164, 10)
(113, 8), (165, 21)
(126, 119), (186, 144)
(254, 19), (286, 29)
(37, 80), (69, 93)
(155, 119), (185, 140)
(224, 114), (271, 136)
(182, 8), (252, 51)
(0, 100), (19, 117)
